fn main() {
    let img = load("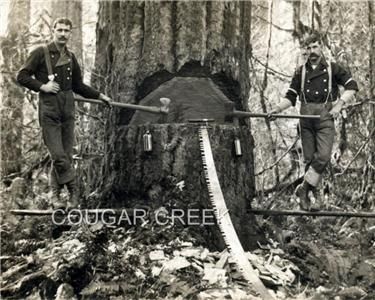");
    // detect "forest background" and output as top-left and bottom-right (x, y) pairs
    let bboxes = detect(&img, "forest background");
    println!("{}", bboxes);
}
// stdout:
(0, 0), (374, 299)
